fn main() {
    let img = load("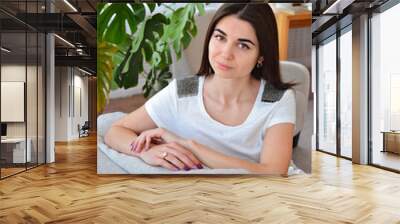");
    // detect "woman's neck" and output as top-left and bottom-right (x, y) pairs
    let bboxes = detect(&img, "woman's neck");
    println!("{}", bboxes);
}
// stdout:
(204, 74), (260, 105)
